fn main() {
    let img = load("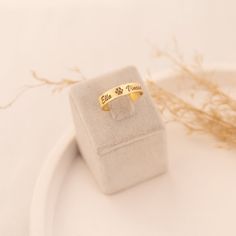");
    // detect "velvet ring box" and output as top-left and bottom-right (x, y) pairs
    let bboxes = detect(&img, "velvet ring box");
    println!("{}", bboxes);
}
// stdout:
(69, 66), (167, 194)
